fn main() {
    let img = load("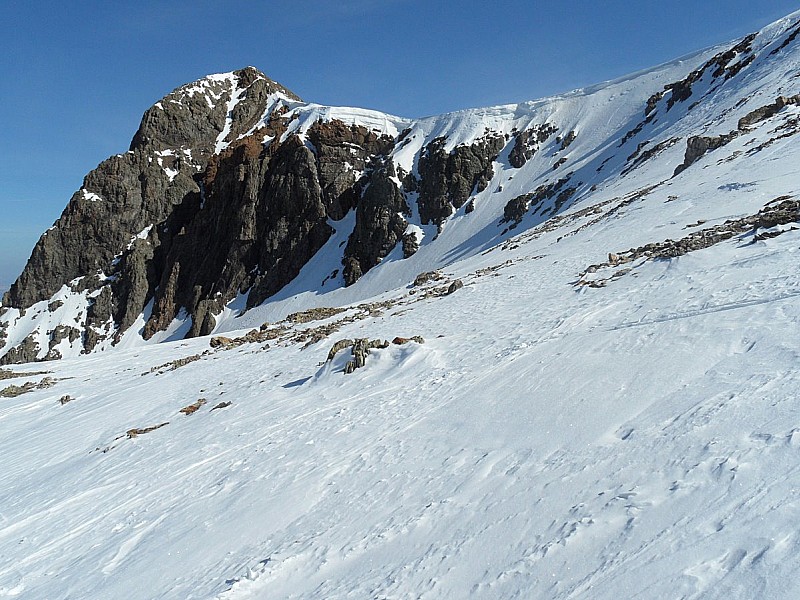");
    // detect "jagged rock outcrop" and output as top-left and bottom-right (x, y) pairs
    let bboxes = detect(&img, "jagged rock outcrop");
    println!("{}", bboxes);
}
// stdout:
(673, 133), (739, 176)
(342, 162), (410, 286)
(674, 94), (800, 177)
(501, 176), (577, 226)
(402, 232), (420, 258)
(663, 34), (757, 111)
(502, 193), (535, 226)
(417, 134), (505, 225)
(145, 118), (401, 331)
(579, 197), (799, 285)
(508, 124), (558, 168)
(130, 66), (299, 153)
(0, 334), (39, 366)
(307, 120), (396, 220)
(4, 68), (294, 313)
